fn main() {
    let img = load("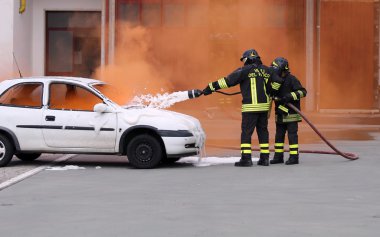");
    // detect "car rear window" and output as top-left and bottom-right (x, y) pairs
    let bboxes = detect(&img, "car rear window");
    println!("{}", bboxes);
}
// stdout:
(0, 83), (43, 108)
